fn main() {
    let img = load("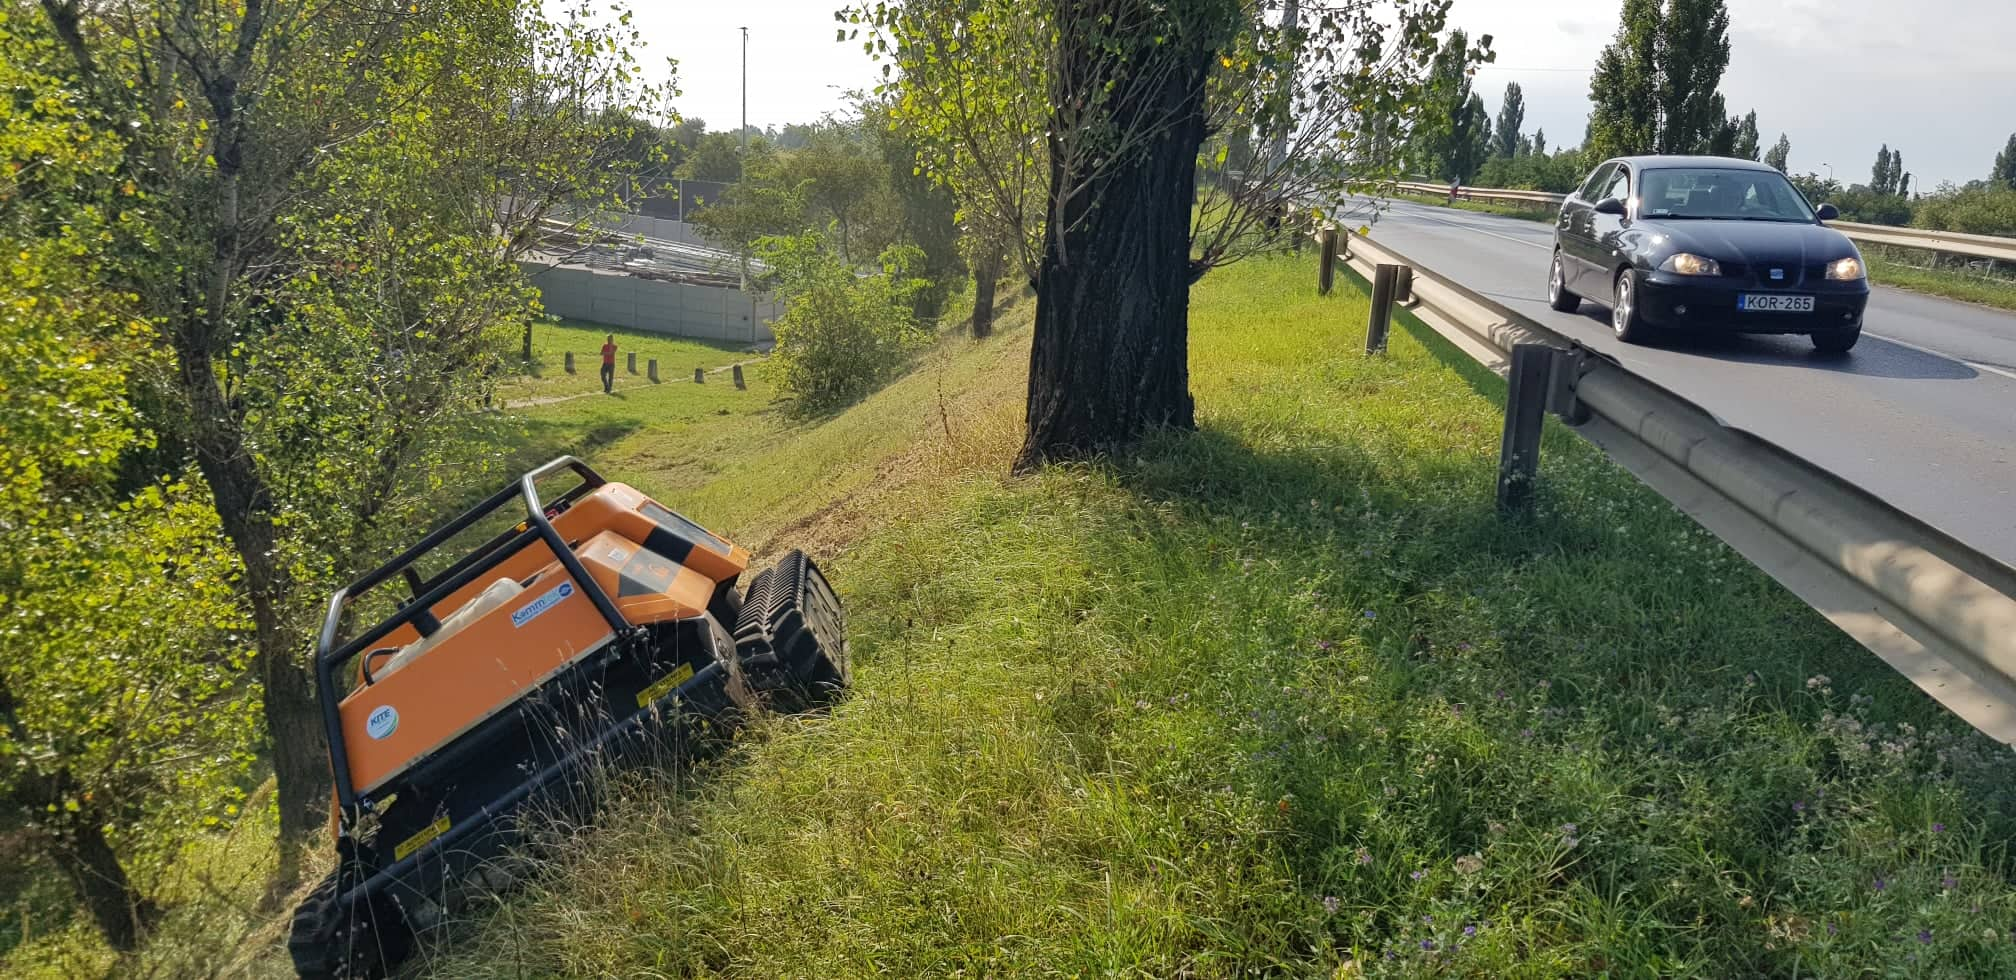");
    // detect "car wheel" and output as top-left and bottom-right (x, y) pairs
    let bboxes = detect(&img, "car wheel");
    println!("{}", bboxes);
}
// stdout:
(1611, 269), (1649, 344)
(1547, 251), (1580, 312)
(1811, 325), (1861, 353)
